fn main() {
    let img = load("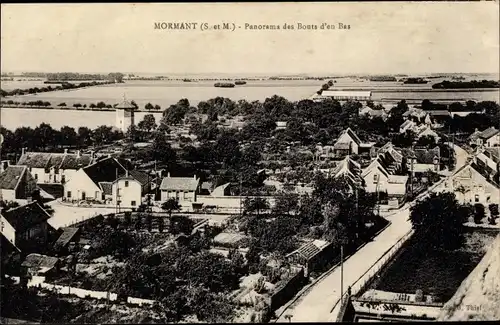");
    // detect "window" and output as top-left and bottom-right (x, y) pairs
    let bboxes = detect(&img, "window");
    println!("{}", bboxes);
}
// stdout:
(34, 174), (38, 180)
(373, 174), (379, 183)
(53, 175), (57, 182)
(61, 175), (65, 183)
(487, 196), (491, 203)
(176, 191), (180, 199)
(67, 191), (72, 198)
(131, 201), (136, 206)
(125, 181), (129, 187)
(54, 168), (59, 174)
(475, 194), (479, 203)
